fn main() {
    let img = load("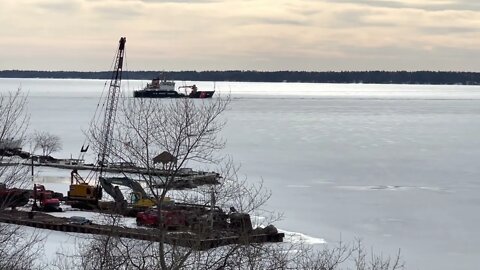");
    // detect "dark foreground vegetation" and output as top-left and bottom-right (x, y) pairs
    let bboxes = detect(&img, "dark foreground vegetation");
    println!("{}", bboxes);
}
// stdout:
(1, 70), (480, 85)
